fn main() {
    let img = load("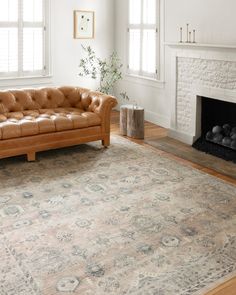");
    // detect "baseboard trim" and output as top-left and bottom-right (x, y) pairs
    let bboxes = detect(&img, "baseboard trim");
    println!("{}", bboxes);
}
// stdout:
(168, 129), (194, 145)
(145, 110), (170, 128)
